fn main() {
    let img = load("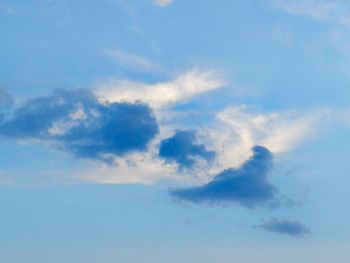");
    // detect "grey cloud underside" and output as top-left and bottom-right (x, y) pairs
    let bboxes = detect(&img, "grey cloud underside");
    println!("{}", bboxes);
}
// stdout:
(170, 146), (279, 207)
(257, 219), (311, 237)
(0, 89), (159, 163)
(159, 130), (215, 169)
